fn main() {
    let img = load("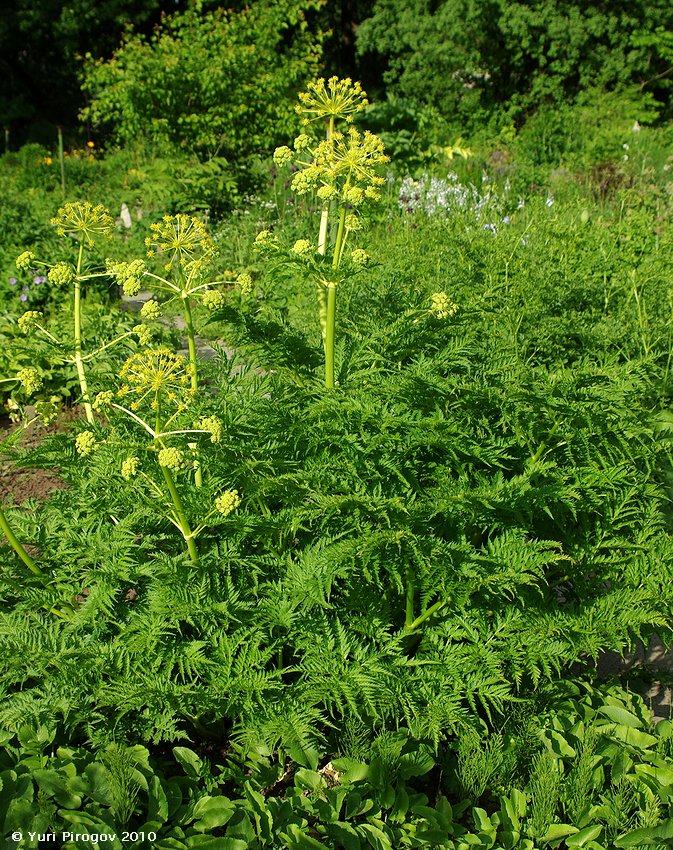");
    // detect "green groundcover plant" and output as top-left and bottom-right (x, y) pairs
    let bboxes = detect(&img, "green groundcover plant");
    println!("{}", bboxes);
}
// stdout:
(1, 682), (672, 849)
